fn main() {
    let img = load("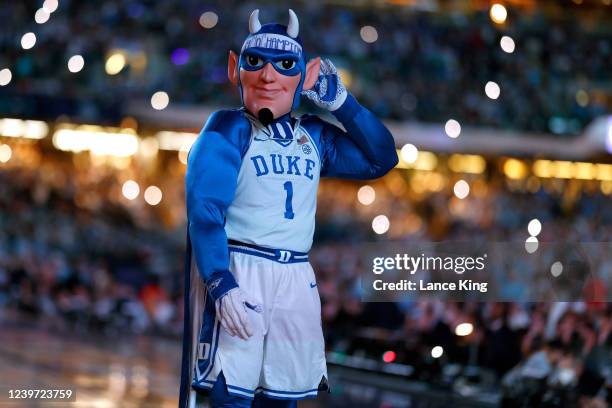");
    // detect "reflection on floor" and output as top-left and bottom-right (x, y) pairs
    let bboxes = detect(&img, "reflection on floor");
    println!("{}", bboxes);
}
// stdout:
(0, 316), (179, 407)
(0, 313), (461, 408)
